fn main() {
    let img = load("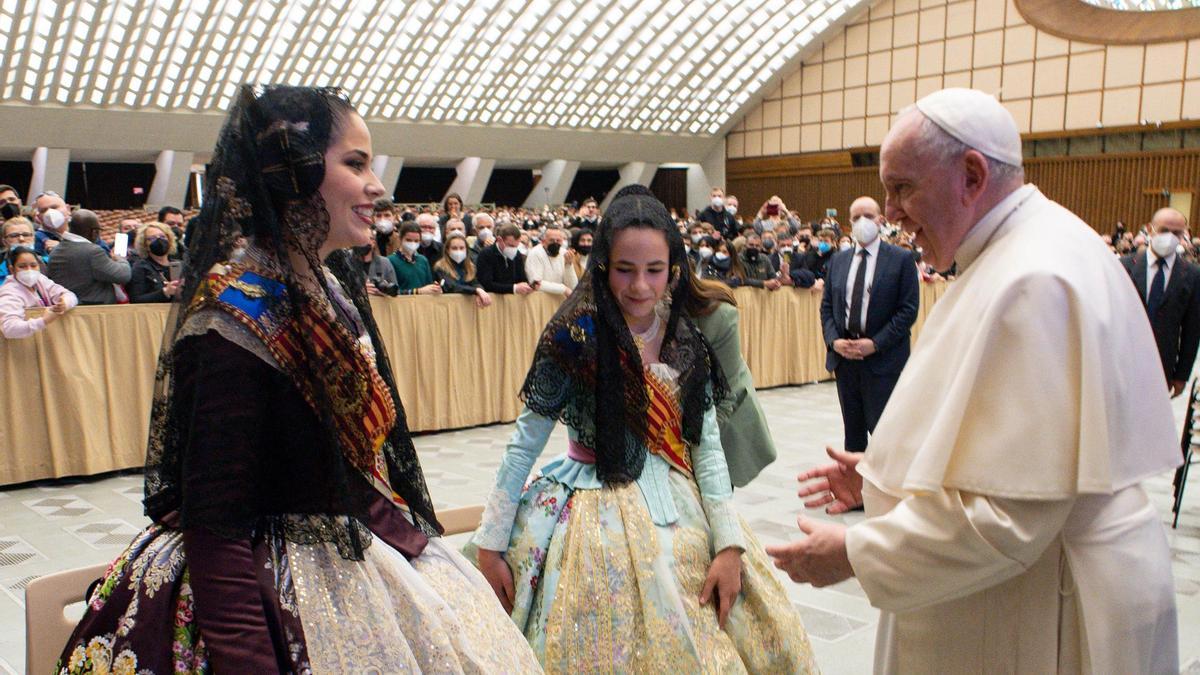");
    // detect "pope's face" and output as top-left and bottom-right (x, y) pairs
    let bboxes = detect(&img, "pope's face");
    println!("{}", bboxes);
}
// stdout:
(880, 113), (974, 271)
